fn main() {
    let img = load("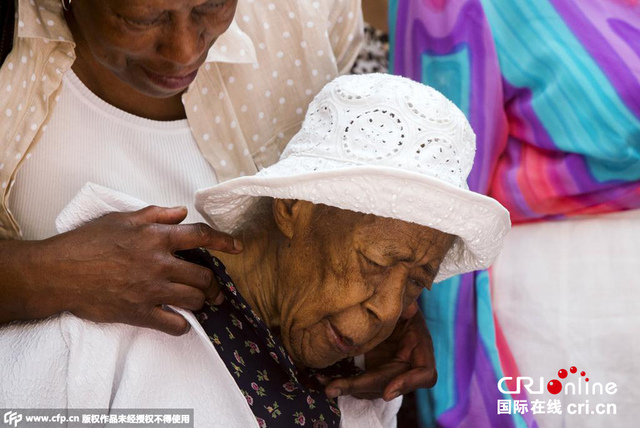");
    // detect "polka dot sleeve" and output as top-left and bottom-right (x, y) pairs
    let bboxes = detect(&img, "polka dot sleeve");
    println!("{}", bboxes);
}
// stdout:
(328, 0), (365, 75)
